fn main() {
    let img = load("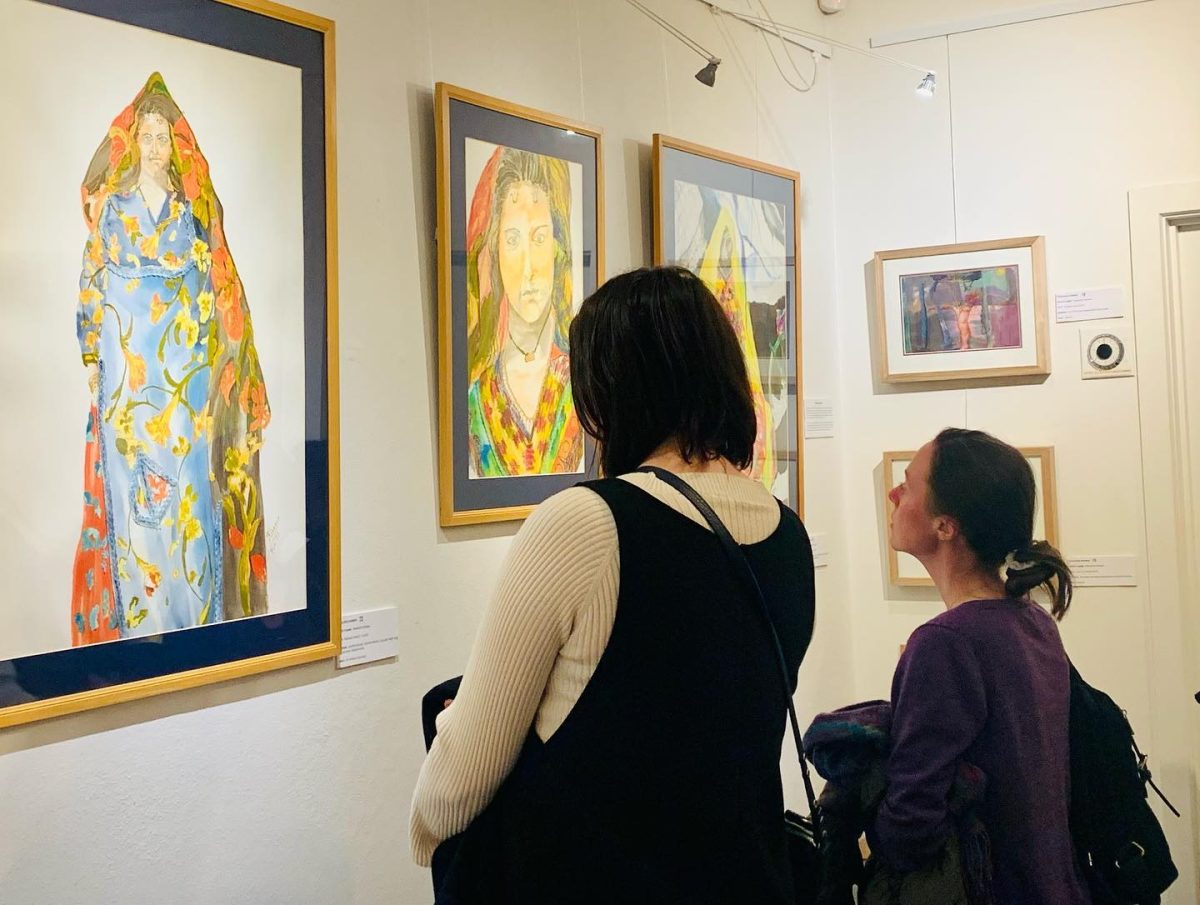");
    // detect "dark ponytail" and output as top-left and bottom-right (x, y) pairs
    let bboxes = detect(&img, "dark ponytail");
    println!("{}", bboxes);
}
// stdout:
(929, 428), (1074, 620)
(1002, 540), (1074, 620)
